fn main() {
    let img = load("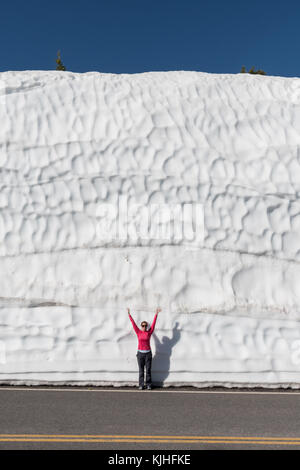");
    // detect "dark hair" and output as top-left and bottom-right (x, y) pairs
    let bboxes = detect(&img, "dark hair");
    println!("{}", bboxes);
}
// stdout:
(141, 321), (148, 326)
